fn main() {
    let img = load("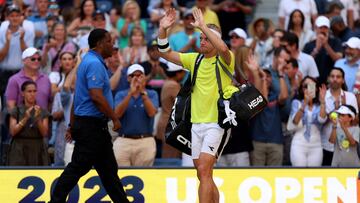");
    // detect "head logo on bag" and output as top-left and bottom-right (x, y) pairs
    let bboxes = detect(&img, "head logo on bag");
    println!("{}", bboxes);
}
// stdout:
(248, 95), (264, 110)
(176, 135), (192, 148)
